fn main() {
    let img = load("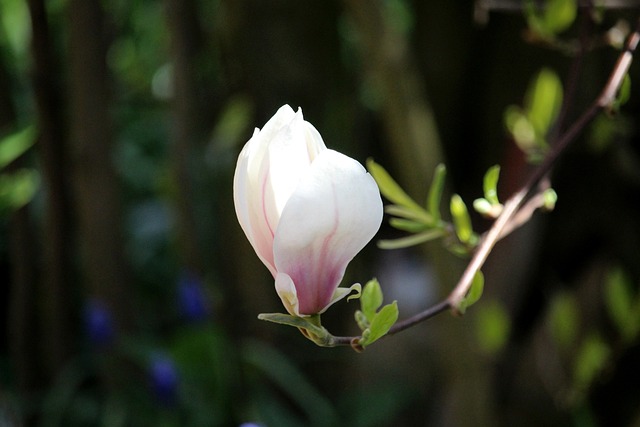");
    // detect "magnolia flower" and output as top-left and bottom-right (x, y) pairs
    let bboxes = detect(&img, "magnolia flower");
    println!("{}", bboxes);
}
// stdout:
(233, 105), (383, 317)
